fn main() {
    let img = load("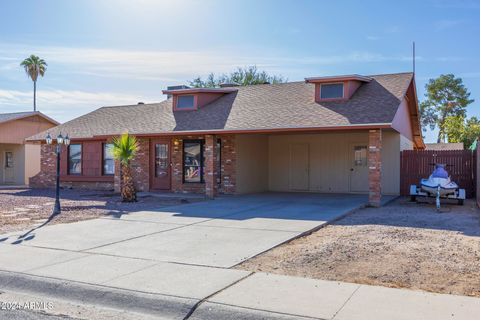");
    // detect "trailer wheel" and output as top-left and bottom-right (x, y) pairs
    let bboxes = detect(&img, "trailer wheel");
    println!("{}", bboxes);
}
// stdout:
(458, 199), (464, 205)
(410, 195), (416, 202)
